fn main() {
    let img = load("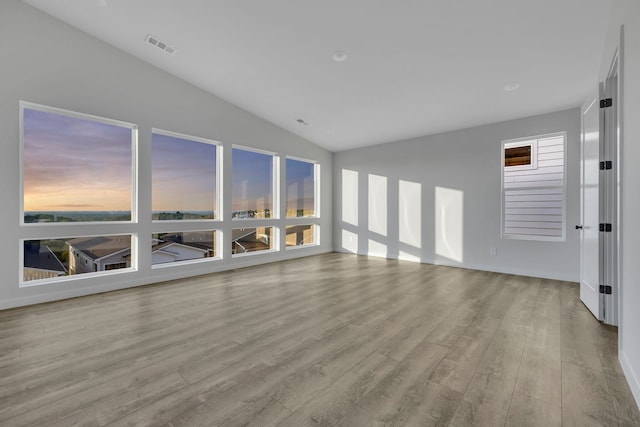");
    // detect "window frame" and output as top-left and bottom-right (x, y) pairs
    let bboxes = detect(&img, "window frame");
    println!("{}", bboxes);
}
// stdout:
(231, 226), (279, 257)
(16, 101), (324, 289)
(19, 233), (138, 287)
(500, 132), (567, 242)
(231, 145), (280, 220)
(285, 155), (320, 219)
(151, 128), (222, 223)
(20, 101), (138, 226)
(19, 101), (139, 288)
(285, 224), (319, 249)
(503, 140), (538, 171)
(151, 229), (221, 269)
